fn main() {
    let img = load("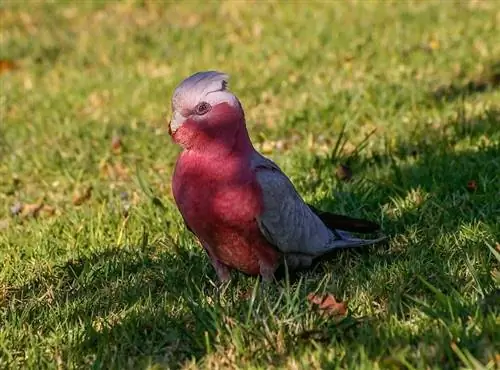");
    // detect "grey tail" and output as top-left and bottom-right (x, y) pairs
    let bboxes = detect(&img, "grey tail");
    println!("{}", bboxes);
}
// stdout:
(330, 230), (387, 249)
(308, 204), (381, 234)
